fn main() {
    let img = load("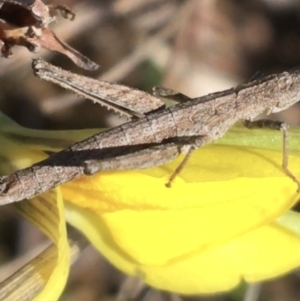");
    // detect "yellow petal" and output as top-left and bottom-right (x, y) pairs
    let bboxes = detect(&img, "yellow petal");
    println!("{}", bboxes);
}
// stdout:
(63, 126), (300, 294)
(0, 112), (97, 300)
(63, 144), (300, 250)
(134, 213), (300, 294)
(65, 204), (300, 294)
(13, 189), (70, 301)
